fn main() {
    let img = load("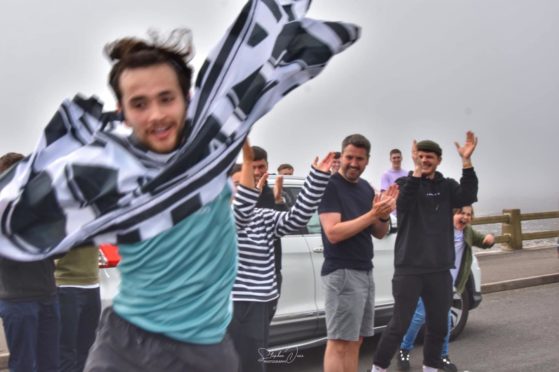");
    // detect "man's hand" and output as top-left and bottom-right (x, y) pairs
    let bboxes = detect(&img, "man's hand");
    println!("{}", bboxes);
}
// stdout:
(273, 175), (283, 203)
(257, 172), (269, 192)
(368, 184), (399, 239)
(411, 140), (422, 177)
(312, 152), (335, 173)
(242, 140), (253, 163)
(371, 184), (399, 220)
(239, 139), (256, 189)
(454, 131), (477, 168)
